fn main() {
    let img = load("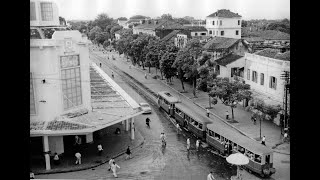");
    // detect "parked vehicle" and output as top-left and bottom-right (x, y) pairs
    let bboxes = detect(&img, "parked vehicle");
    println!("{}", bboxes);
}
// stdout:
(139, 102), (152, 114)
